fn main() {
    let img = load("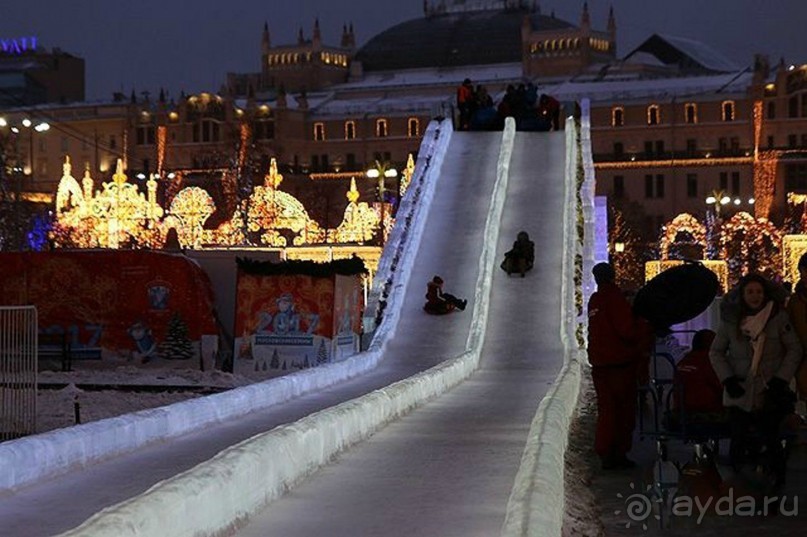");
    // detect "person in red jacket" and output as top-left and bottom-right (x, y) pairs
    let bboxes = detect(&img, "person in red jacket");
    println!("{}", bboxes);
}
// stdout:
(673, 329), (724, 416)
(588, 262), (643, 469)
(424, 275), (467, 315)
